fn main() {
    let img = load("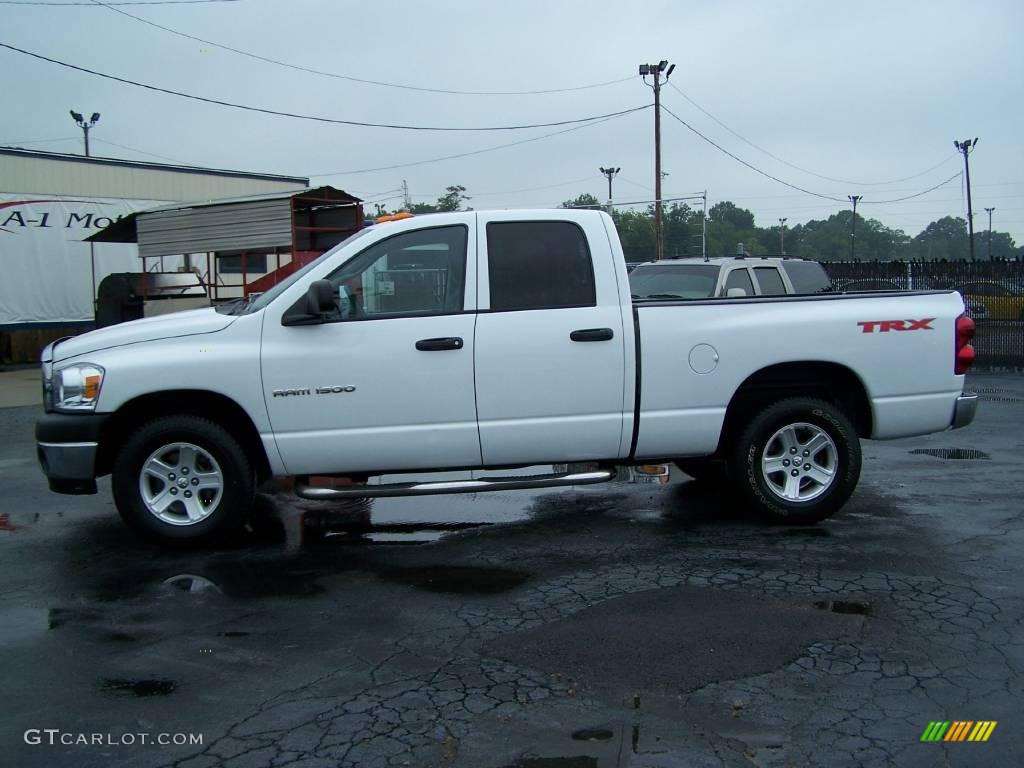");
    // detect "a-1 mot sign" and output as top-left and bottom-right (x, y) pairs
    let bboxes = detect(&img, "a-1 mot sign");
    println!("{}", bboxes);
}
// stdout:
(0, 195), (170, 326)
